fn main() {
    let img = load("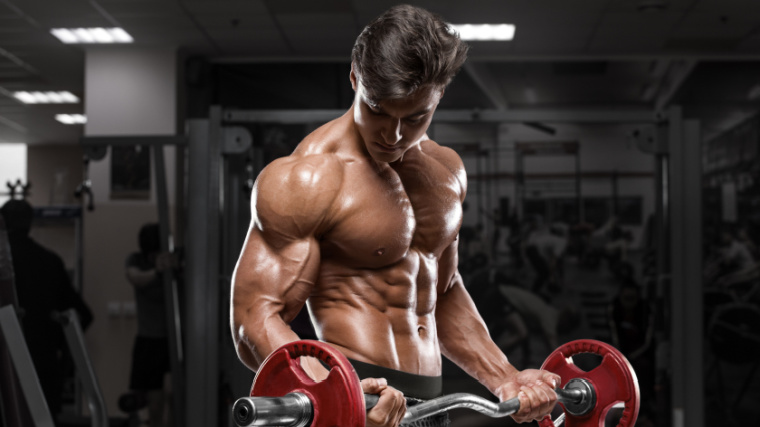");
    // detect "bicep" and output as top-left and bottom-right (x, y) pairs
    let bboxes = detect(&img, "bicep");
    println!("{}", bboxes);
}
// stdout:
(233, 159), (335, 323)
(232, 226), (320, 325)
